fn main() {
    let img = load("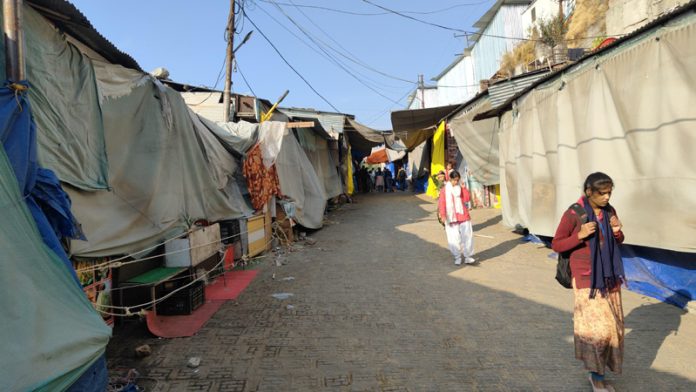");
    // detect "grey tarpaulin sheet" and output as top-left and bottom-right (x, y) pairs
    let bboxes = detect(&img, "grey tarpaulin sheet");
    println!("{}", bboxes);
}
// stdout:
(295, 128), (343, 199)
(344, 117), (387, 153)
(68, 61), (252, 257)
(407, 140), (430, 179)
(449, 97), (499, 185)
(498, 13), (696, 253)
(276, 127), (327, 229)
(20, 5), (108, 190)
